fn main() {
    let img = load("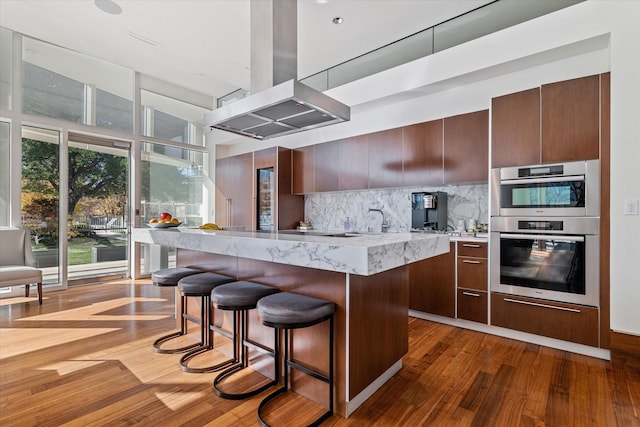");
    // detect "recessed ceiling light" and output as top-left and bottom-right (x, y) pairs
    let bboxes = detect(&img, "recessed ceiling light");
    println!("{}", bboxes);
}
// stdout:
(94, 0), (122, 15)
(332, 17), (343, 24)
